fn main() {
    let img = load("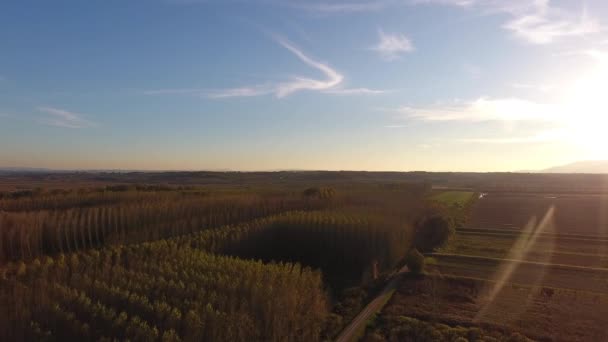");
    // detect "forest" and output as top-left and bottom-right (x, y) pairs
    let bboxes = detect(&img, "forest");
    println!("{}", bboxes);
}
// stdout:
(0, 178), (450, 341)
